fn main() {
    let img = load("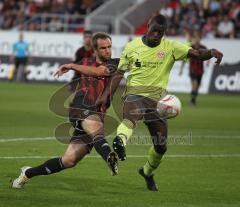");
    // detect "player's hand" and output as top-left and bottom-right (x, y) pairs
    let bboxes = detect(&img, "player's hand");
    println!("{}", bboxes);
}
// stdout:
(96, 65), (110, 76)
(211, 49), (223, 65)
(96, 94), (108, 112)
(54, 64), (71, 78)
